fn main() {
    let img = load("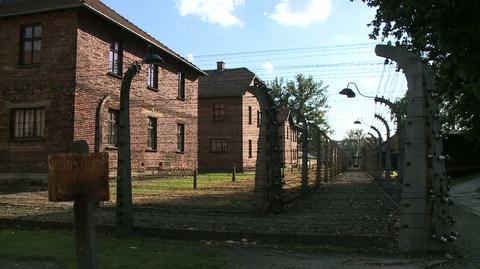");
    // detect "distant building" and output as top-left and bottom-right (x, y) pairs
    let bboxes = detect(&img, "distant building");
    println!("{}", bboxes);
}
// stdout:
(198, 62), (299, 172)
(0, 0), (205, 181)
(277, 107), (299, 169)
(198, 62), (263, 172)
